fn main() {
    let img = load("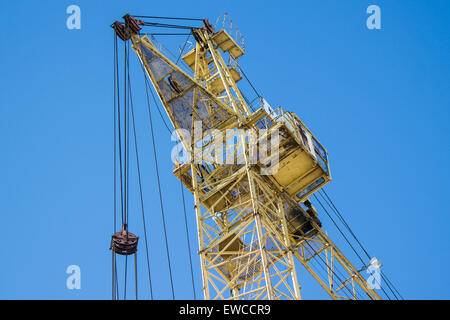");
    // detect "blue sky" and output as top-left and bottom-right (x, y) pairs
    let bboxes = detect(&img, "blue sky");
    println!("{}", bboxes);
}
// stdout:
(0, 0), (449, 300)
